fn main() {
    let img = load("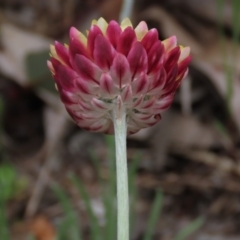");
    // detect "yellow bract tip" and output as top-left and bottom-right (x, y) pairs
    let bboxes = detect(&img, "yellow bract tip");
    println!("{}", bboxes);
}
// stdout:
(78, 32), (87, 47)
(135, 21), (148, 41)
(50, 45), (58, 58)
(120, 17), (133, 30)
(178, 46), (190, 63)
(97, 17), (108, 35)
(91, 19), (97, 26)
